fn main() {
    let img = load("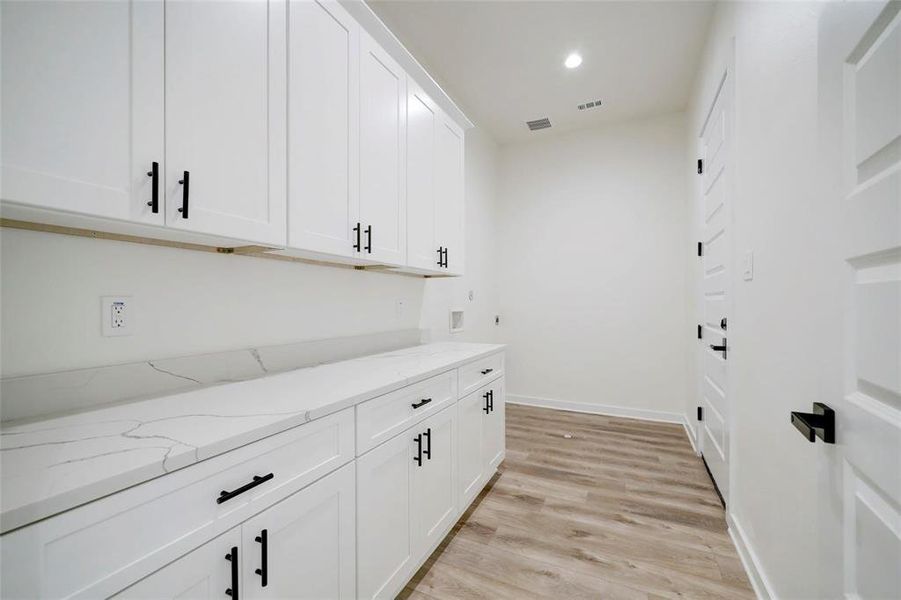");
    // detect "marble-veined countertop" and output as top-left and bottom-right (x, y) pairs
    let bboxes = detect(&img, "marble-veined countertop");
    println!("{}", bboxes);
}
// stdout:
(0, 342), (504, 534)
